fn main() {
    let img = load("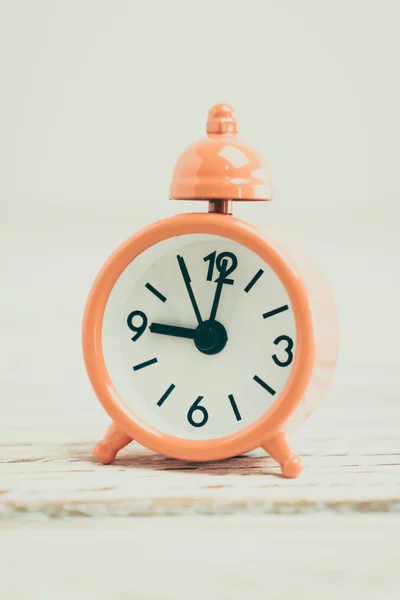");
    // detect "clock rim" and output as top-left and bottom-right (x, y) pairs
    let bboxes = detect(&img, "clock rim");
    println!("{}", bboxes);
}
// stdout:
(82, 213), (314, 461)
